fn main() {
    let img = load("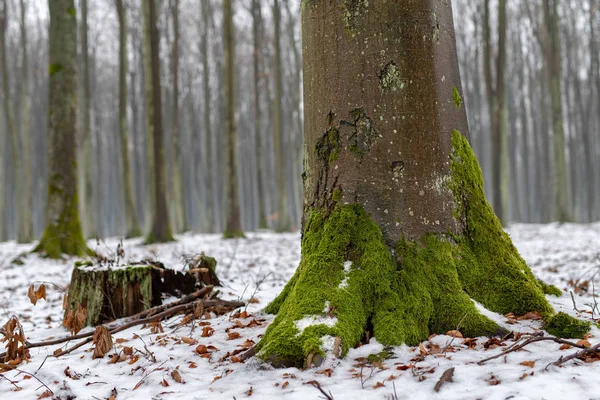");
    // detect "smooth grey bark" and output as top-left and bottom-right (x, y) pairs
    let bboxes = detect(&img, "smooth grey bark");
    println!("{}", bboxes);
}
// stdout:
(143, 0), (173, 243)
(34, 0), (88, 258)
(272, 0), (291, 232)
(116, 0), (141, 238)
(169, 0), (185, 233)
(222, 0), (243, 238)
